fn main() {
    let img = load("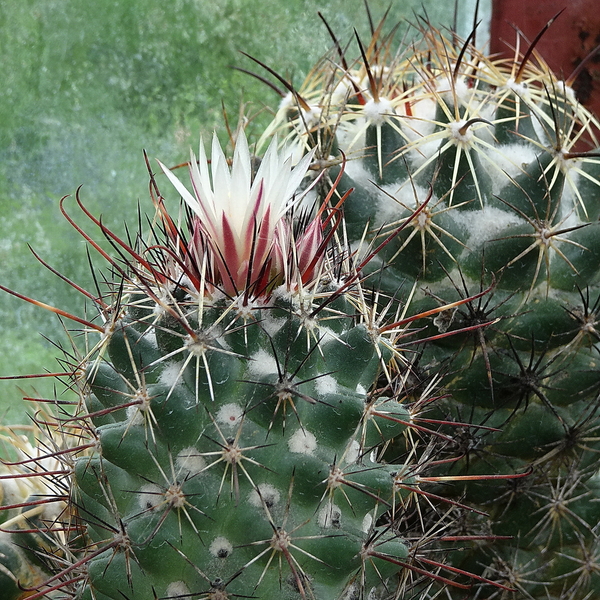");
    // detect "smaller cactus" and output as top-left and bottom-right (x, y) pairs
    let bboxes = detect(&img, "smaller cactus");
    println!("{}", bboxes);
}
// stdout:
(0, 424), (70, 600)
